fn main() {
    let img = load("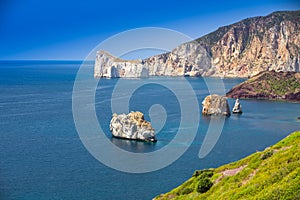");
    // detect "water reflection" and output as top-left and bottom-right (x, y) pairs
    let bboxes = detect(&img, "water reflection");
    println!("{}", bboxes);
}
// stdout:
(110, 136), (157, 153)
